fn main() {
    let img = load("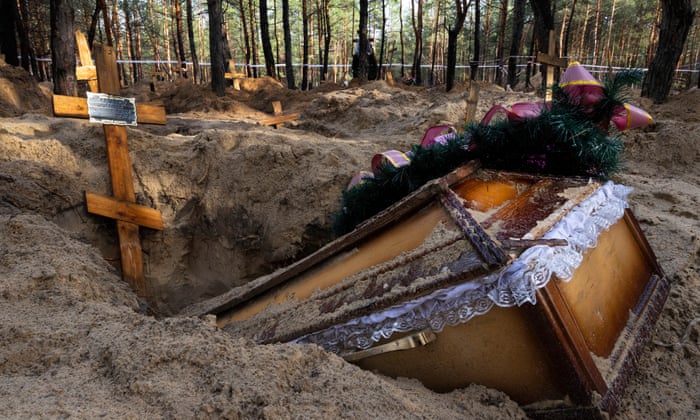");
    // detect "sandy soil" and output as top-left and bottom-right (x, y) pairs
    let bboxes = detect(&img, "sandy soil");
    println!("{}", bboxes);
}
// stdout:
(0, 58), (697, 419)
